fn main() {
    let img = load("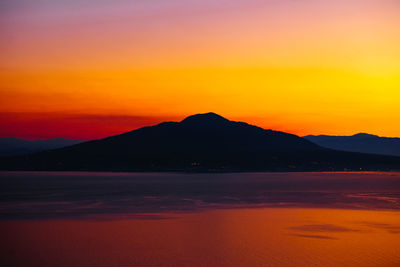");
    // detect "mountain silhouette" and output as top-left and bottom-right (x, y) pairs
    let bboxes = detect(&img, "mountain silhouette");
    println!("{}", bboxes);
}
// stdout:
(0, 137), (83, 156)
(1, 113), (399, 171)
(304, 133), (400, 157)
